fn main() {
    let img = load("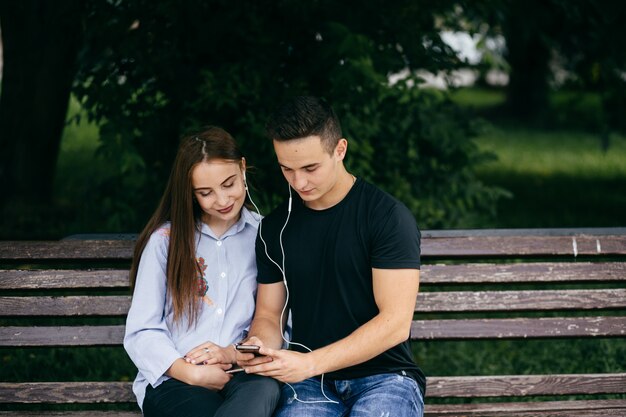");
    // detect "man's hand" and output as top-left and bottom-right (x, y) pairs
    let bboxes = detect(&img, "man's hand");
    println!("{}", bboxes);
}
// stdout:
(235, 336), (274, 367)
(243, 346), (317, 384)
